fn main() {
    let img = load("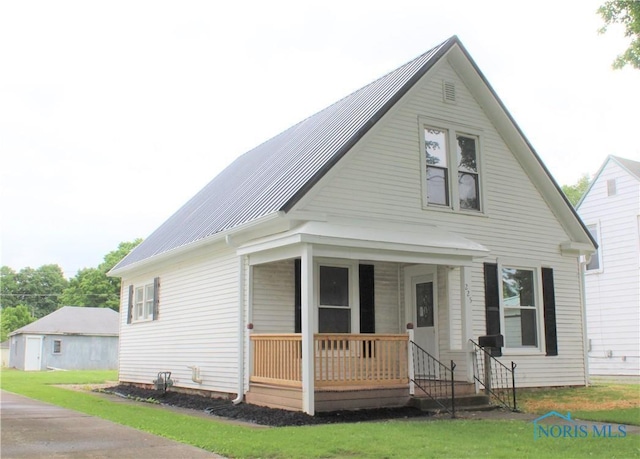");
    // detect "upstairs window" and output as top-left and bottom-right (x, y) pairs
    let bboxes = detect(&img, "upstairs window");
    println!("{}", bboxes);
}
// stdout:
(423, 121), (482, 212)
(457, 135), (479, 210)
(425, 128), (449, 206)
